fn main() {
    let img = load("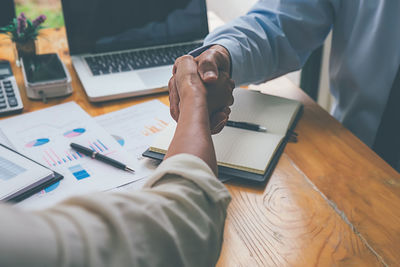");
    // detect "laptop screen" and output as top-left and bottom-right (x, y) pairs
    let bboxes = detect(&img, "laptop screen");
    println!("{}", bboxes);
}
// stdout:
(62, 0), (209, 55)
